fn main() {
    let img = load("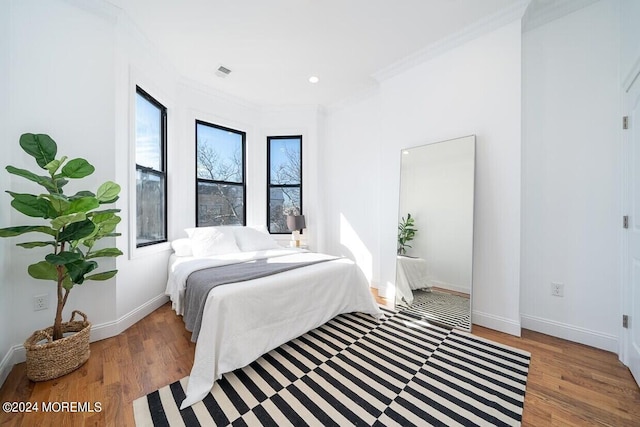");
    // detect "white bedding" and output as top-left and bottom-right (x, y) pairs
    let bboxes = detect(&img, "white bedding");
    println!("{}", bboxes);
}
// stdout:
(166, 248), (307, 315)
(165, 249), (383, 409)
(396, 255), (431, 305)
